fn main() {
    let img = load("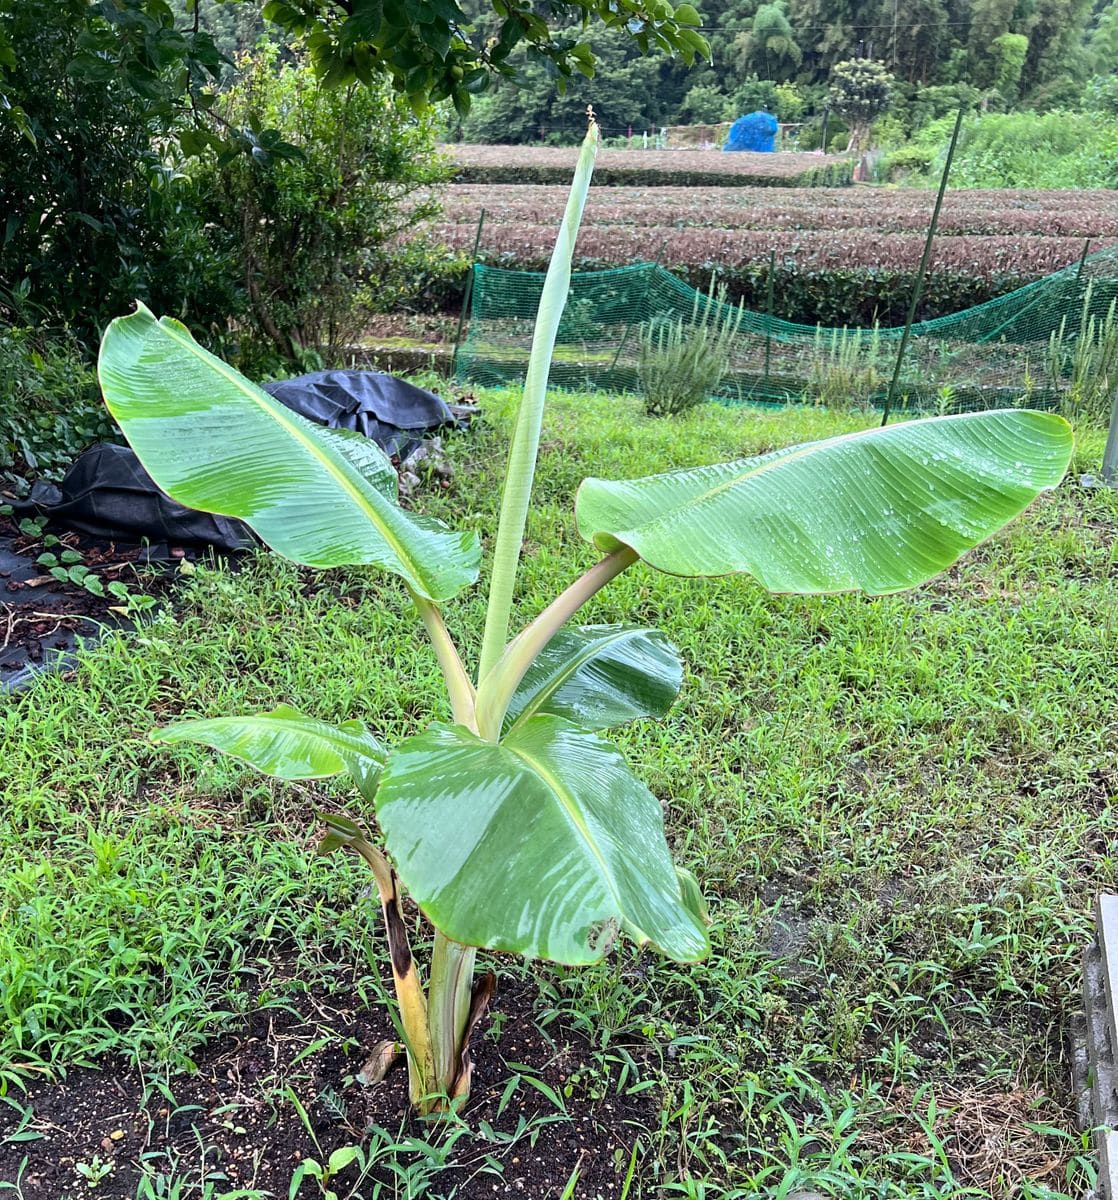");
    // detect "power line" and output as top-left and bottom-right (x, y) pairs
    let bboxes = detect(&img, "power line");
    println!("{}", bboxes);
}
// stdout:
(695, 19), (973, 32)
